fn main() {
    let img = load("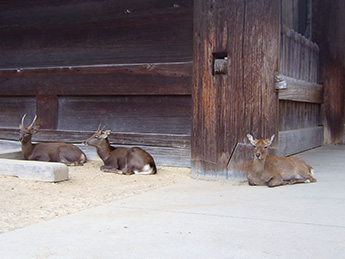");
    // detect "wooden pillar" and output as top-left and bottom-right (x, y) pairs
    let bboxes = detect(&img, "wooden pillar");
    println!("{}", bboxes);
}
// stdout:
(36, 95), (58, 129)
(312, 0), (345, 144)
(192, 0), (280, 177)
